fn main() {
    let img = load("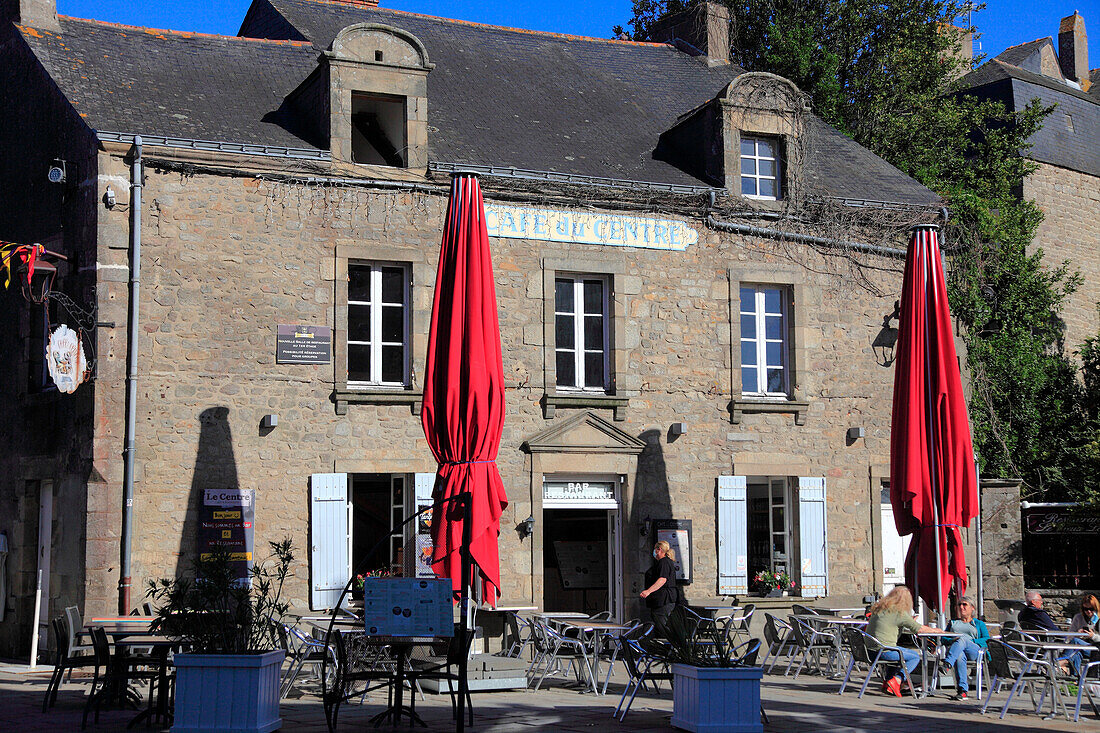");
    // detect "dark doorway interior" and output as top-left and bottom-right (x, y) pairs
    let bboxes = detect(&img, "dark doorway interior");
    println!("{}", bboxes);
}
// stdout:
(352, 474), (402, 575)
(543, 508), (609, 614)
